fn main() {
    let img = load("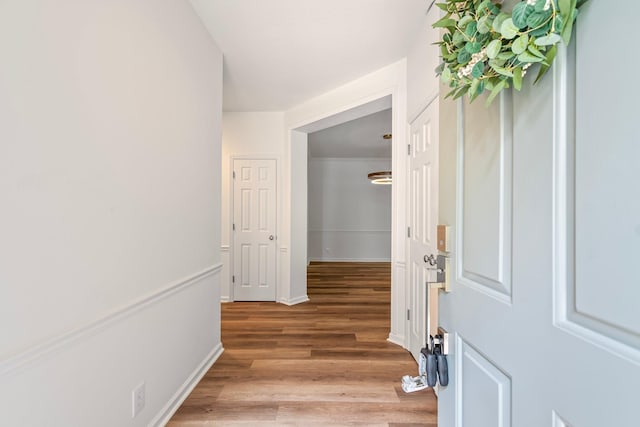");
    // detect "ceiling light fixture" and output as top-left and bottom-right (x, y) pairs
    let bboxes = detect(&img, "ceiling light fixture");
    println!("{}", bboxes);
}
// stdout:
(368, 171), (392, 185)
(368, 134), (392, 185)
